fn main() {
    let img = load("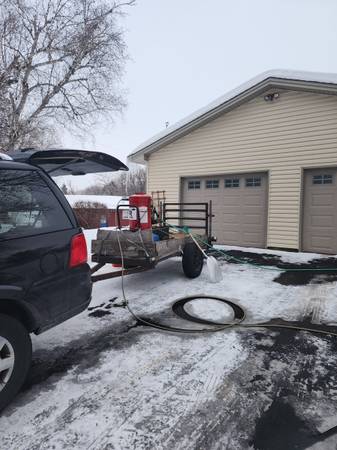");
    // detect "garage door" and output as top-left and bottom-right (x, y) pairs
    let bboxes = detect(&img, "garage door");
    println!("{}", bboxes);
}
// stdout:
(182, 173), (268, 247)
(303, 168), (337, 254)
